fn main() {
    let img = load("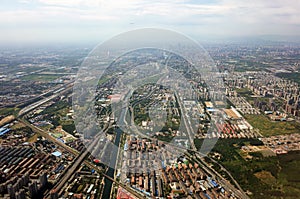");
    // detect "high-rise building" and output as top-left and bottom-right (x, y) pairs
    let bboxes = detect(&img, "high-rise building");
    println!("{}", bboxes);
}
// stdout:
(50, 190), (59, 199)
(29, 181), (38, 198)
(39, 172), (48, 188)
(7, 184), (15, 199)
(15, 189), (25, 199)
